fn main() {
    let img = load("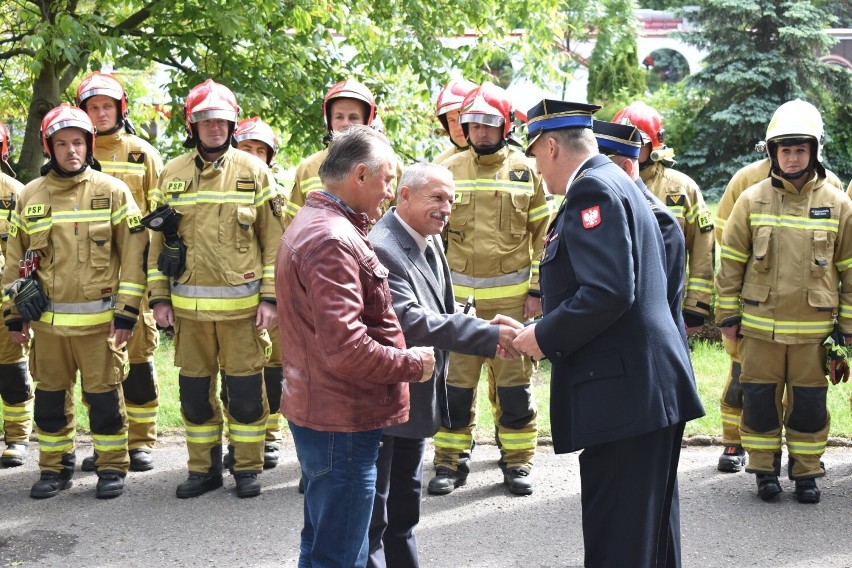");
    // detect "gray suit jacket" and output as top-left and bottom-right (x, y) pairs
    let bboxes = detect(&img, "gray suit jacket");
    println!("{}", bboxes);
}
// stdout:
(370, 210), (499, 438)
